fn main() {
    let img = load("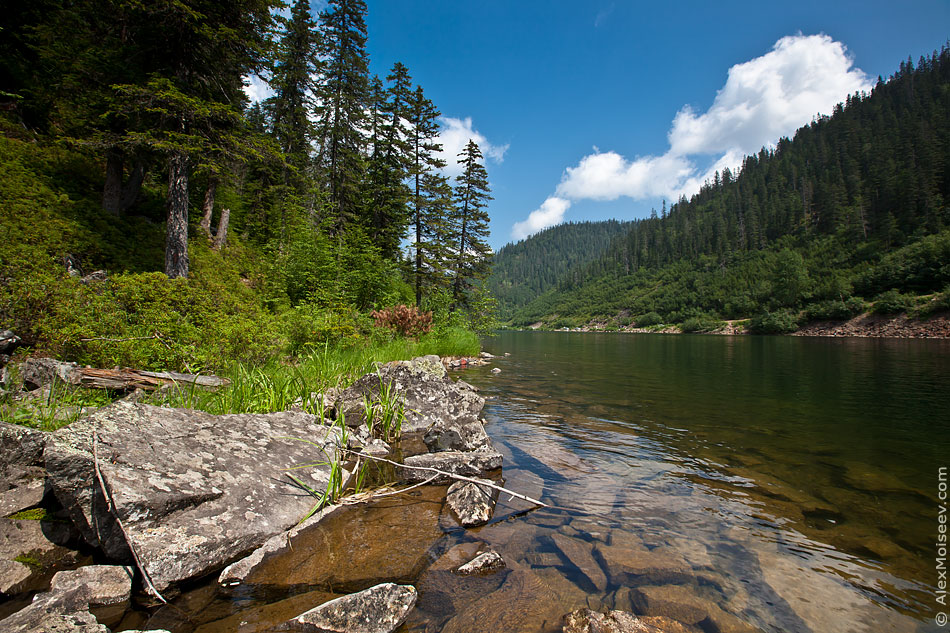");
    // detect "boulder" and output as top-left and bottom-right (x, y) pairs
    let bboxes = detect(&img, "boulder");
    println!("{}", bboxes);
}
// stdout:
(445, 478), (497, 527)
(0, 565), (132, 632)
(0, 515), (85, 596)
(333, 356), (489, 452)
(44, 401), (347, 593)
(0, 422), (48, 516)
(0, 330), (20, 354)
(399, 448), (503, 483)
(19, 358), (79, 391)
(561, 608), (696, 633)
(278, 582), (417, 633)
(49, 565), (133, 606)
(594, 539), (692, 586)
(457, 550), (505, 575)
